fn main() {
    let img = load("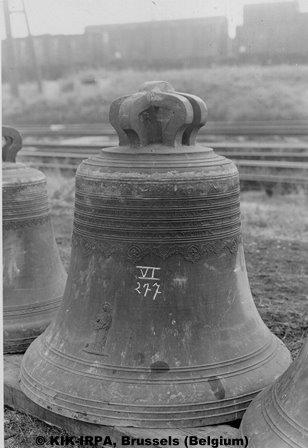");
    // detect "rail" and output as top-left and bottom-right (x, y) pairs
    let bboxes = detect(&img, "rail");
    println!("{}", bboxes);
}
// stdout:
(18, 145), (308, 188)
(21, 142), (308, 162)
(15, 120), (308, 137)
(9, 121), (308, 187)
